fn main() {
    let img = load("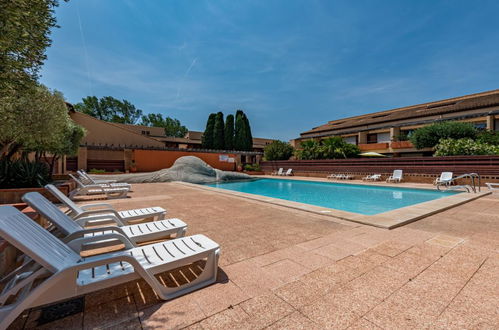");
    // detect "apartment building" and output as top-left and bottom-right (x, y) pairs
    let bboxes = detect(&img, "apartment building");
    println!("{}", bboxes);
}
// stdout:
(296, 89), (499, 156)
